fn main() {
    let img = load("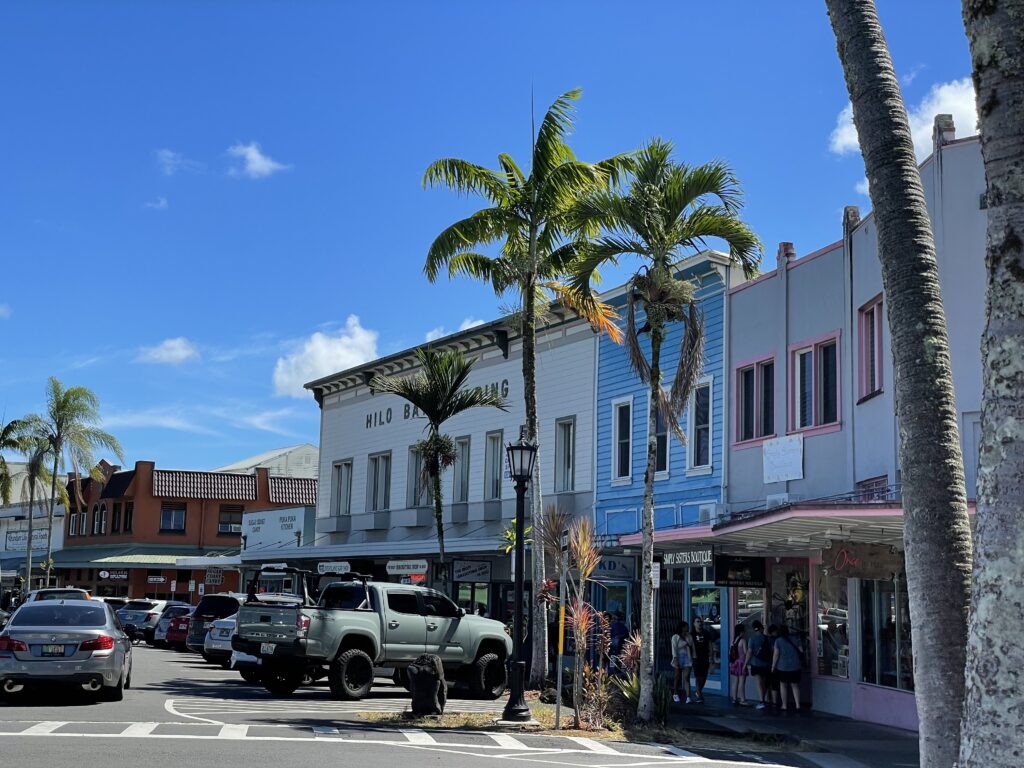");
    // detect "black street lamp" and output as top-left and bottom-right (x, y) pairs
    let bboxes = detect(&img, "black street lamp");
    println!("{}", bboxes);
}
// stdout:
(502, 437), (537, 723)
